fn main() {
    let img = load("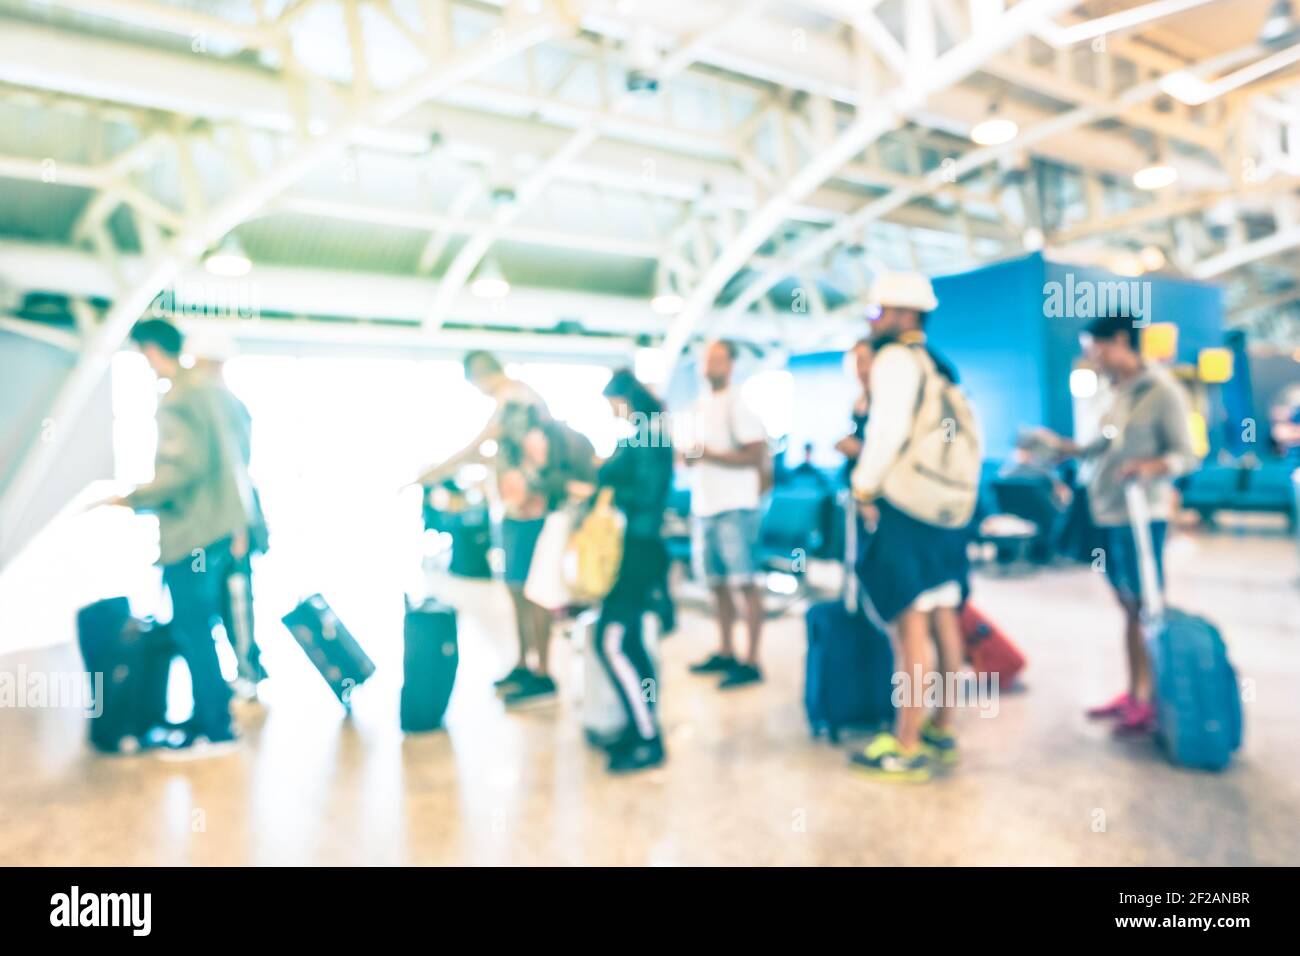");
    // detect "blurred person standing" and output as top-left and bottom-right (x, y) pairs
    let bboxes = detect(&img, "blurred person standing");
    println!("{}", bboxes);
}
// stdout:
(834, 338), (876, 560)
(834, 338), (875, 486)
(189, 332), (269, 699)
(682, 340), (769, 689)
(416, 351), (555, 701)
(499, 401), (598, 706)
(573, 369), (673, 772)
(850, 274), (978, 782)
(108, 318), (255, 758)
(1038, 314), (1198, 736)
